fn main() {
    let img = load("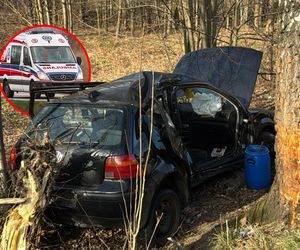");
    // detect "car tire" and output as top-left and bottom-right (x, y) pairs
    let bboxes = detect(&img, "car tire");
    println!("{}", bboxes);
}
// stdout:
(258, 131), (275, 176)
(3, 80), (14, 98)
(144, 188), (181, 247)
